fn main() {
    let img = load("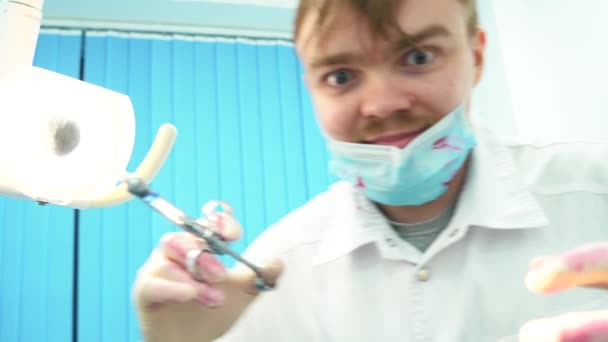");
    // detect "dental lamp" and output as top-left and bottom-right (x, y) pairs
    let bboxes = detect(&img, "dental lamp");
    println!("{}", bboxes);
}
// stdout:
(0, 0), (176, 208)
(0, 0), (278, 290)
